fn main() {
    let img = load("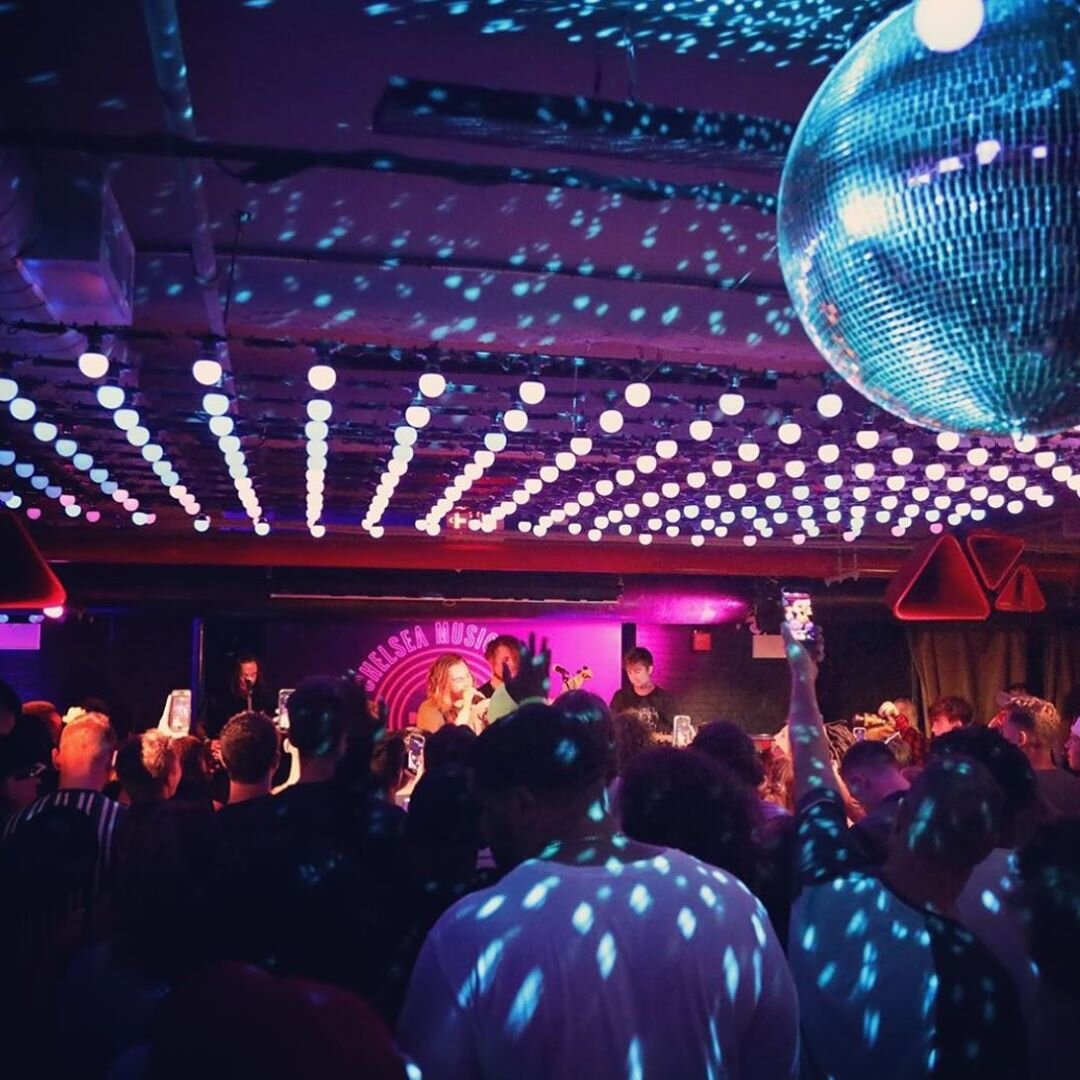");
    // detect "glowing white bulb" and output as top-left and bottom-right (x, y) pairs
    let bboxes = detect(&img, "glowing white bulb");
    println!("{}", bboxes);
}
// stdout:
(307, 398), (333, 423)
(615, 468), (635, 486)
(515, 378), (546, 406)
(0, 377), (17, 401)
(816, 392), (843, 419)
(555, 451), (576, 472)
(711, 460), (733, 478)
(1012, 433), (1038, 454)
(407, 404), (432, 428)
(718, 392), (745, 417)
(624, 382), (651, 408)
(209, 415), (234, 437)
(202, 393), (230, 417)
(569, 436), (593, 457)
(756, 471), (777, 489)
(78, 349), (110, 380)
(502, 407), (528, 433)
(785, 460), (806, 479)
(483, 431), (507, 453)
(855, 429), (880, 450)
(540, 465), (560, 484)
(636, 454), (657, 474)
(10, 397), (35, 421)
(935, 431), (961, 452)
(655, 439), (678, 460)
(689, 419), (714, 442)
(966, 446), (989, 467)
(778, 421), (802, 445)
(854, 462), (875, 481)
(925, 463), (947, 482)
(914, 0), (985, 53)
(32, 421), (58, 442)
(599, 409), (624, 434)
(308, 364), (338, 393)
(192, 358), (222, 386)
(892, 446), (914, 467)
(595, 479), (614, 497)
(737, 441), (760, 463)
(253, 520), (271, 536)
(818, 443), (840, 465)
(1034, 450), (1056, 469)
